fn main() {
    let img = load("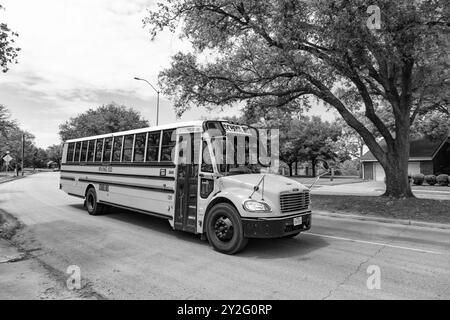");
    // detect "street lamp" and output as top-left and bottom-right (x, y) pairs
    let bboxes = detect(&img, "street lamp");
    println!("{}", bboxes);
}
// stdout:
(134, 77), (160, 126)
